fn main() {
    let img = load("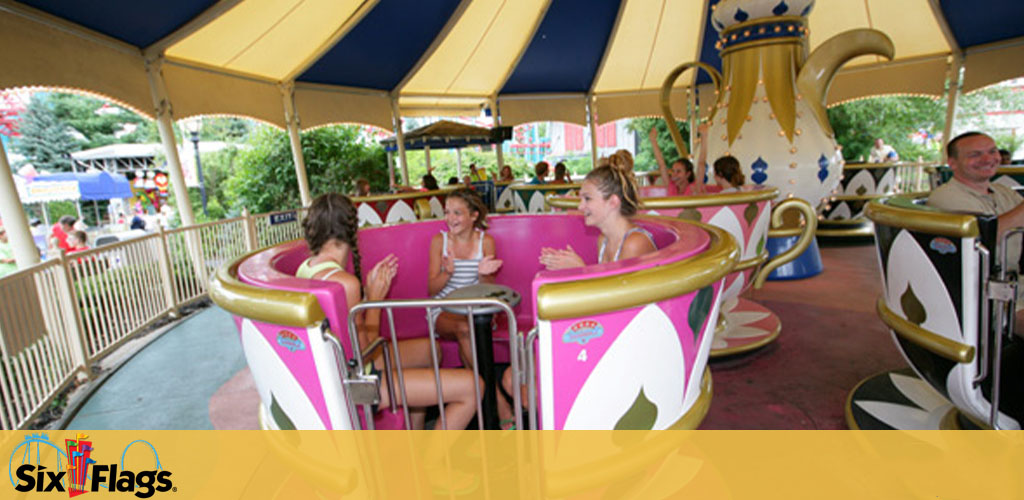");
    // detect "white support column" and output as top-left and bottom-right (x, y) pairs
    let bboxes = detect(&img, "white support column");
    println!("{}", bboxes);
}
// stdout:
(0, 144), (40, 268)
(391, 98), (409, 185)
(456, 148), (463, 177)
(145, 55), (195, 228)
(942, 55), (964, 156)
(490, 98), (505, 172)
(587, 95), (599, 168)
(687, 87), (698, 155)
(424, 145), (432, 174)
(281, 82), (312, 207)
